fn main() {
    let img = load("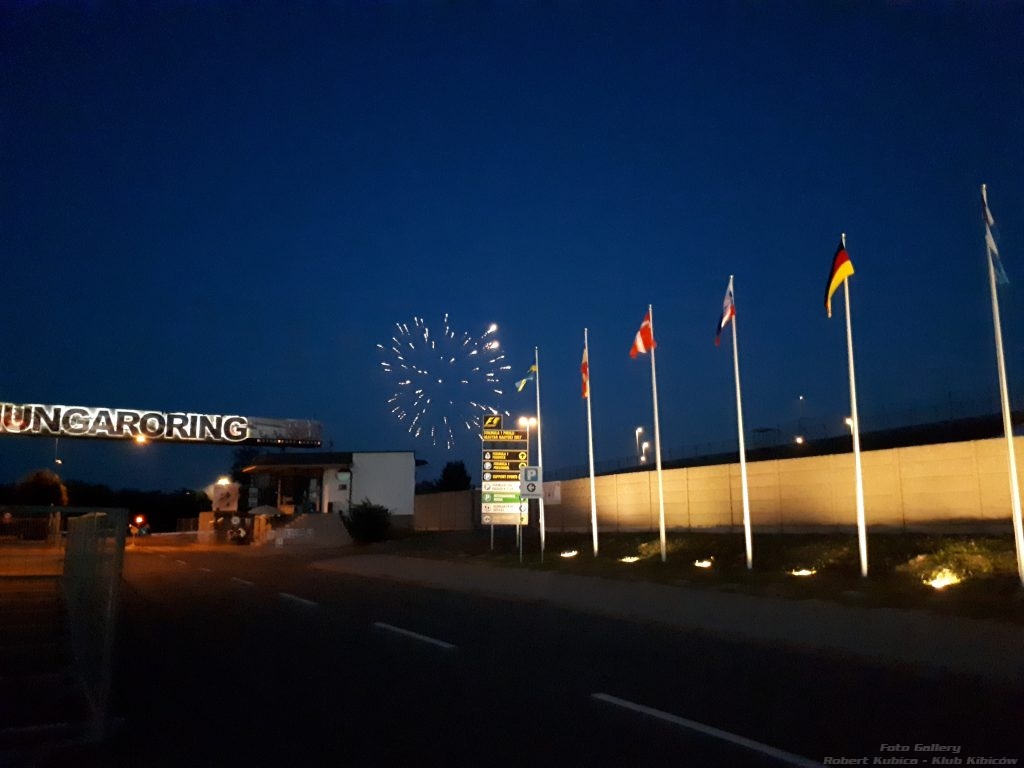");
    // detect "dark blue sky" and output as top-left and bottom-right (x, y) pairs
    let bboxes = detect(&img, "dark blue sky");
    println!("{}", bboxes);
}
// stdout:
(2, 1), (1023, 491)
